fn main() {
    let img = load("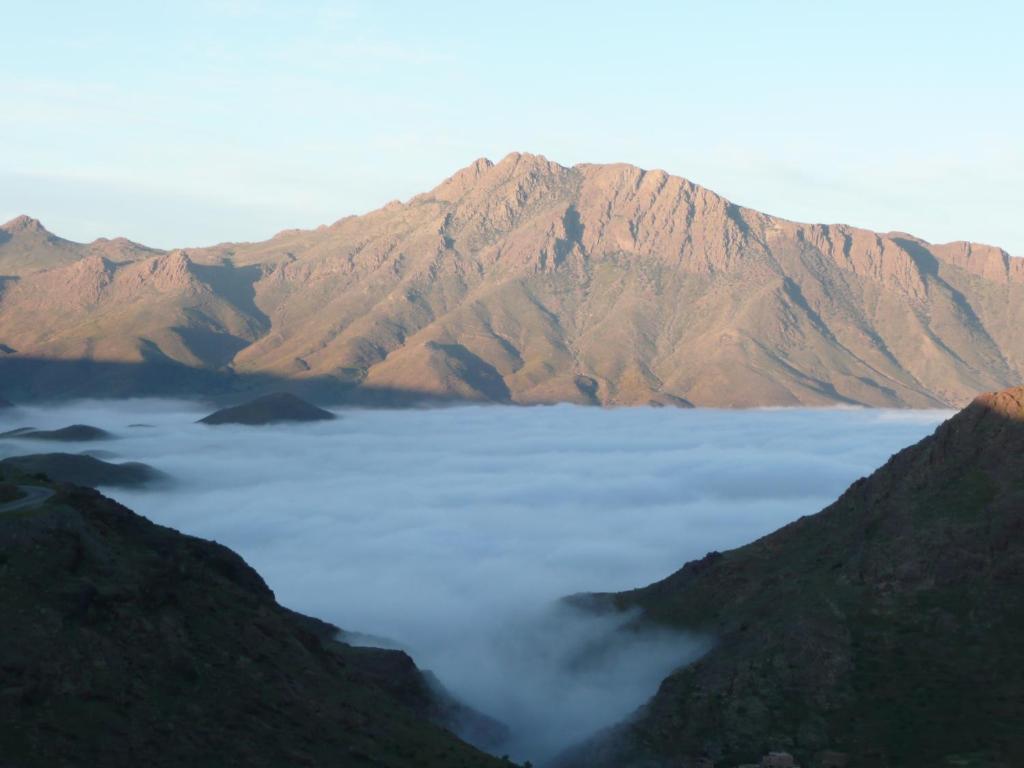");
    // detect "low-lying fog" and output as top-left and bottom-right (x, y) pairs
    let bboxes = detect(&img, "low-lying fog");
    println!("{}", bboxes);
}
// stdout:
(0, 401), (949, 763)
